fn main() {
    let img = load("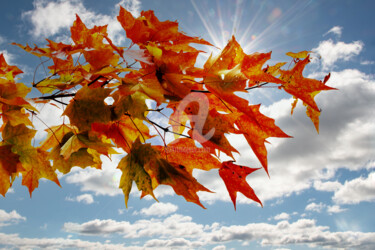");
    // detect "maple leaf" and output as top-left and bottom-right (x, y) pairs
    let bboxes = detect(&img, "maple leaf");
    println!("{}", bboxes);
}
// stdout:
(2, 123), (60, 195)
(39, 124), (76, 151)
(145, 158), (212, 209)
(0, 54), (23, 77)
(92, 115), (153, 153)
(21, 148), (61, 196)
(117, 138), (159, 207)
(156, 138), (221, 174)
(286, 50), (312, 59)
(117, 7), (211, 48)
(63, 85), (112, 131)
(2, 7), (336, 210)
(235, 106), (291, 176)
(241, 52), (284, 86)
(0, 145), (24, 196)
(50, 147), (101, 174)
(280, 56), (335, 131)
(219, 161), (262, 210)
